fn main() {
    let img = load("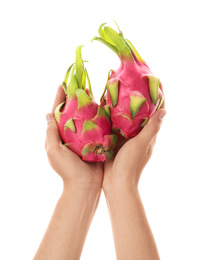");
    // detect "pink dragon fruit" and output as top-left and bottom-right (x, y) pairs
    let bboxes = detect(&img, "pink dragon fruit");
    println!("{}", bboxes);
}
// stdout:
(92, 22), (164, 138)
(55, 46), (117, 161)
